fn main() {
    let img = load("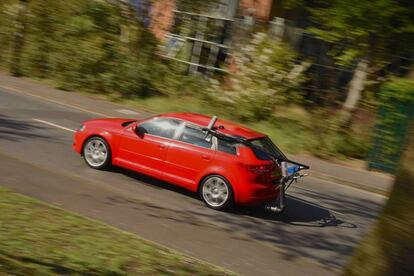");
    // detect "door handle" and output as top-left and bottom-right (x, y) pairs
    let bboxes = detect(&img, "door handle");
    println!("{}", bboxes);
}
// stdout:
(202, 155), (210, 160)
(159, 144), (167, 149)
